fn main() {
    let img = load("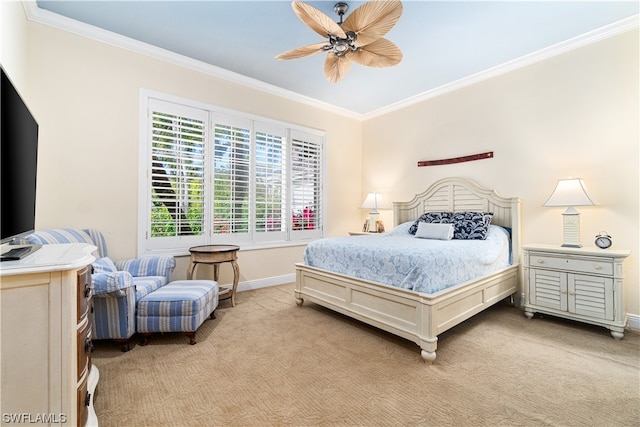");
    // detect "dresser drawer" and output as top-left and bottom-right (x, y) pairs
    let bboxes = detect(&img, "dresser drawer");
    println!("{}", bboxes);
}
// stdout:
(529, 253), (613, 276)
(77, 374), (90, 427)
(77, 319), (93, 381)
(77, 265), (92, 323)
